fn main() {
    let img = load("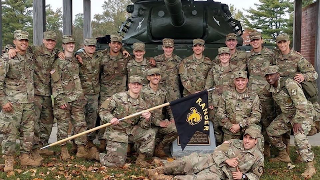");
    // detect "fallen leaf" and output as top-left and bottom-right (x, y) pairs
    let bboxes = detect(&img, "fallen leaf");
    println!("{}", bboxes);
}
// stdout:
(166, 158), (175, 162)
(15, 169), (23, 173)
(7, 171), (15, 177)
